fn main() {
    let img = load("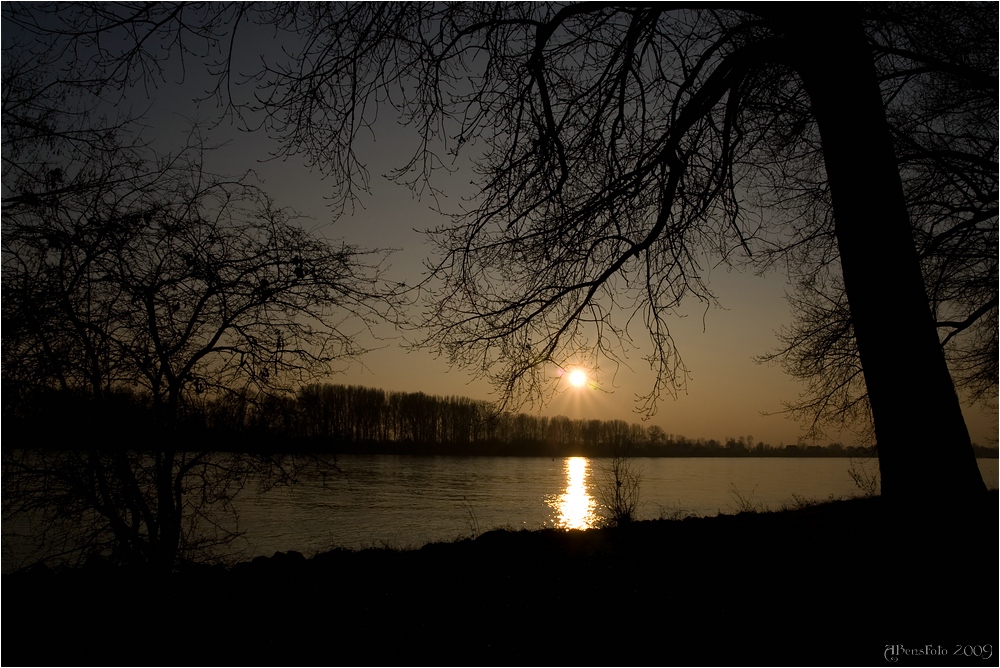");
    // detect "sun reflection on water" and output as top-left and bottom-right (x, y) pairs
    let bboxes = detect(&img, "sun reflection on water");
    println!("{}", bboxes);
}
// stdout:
(550, 457), (597, 529)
